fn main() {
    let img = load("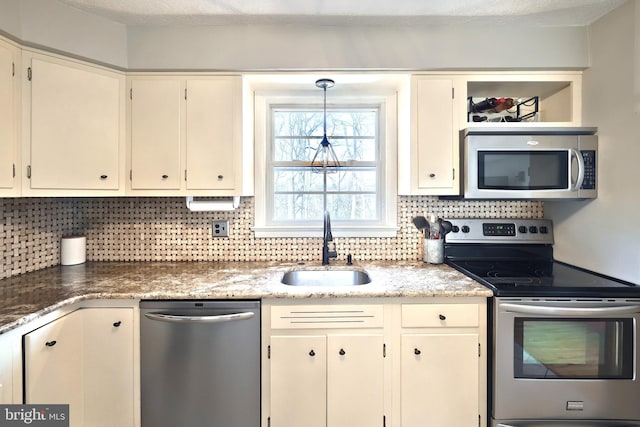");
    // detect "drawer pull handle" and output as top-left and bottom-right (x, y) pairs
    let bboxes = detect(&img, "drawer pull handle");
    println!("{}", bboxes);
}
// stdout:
(309, 349), (316, 357)
(45, 340), (57, 347)
(339, 349), (346, 356)
(414, 348), (421, 355)
(100, 175), (108, 180)
(439, 314), (446, 321)
(161, 175), (169, 179)
(217, 175), (224, 180)
(429, 173), (436, 178)
(113, 321), (122, 327)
